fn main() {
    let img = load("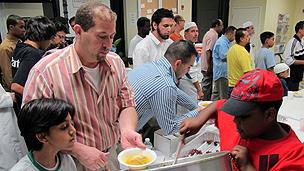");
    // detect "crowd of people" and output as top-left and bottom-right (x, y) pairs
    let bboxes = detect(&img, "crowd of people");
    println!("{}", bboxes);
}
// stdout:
(0, 1), (303, 171)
